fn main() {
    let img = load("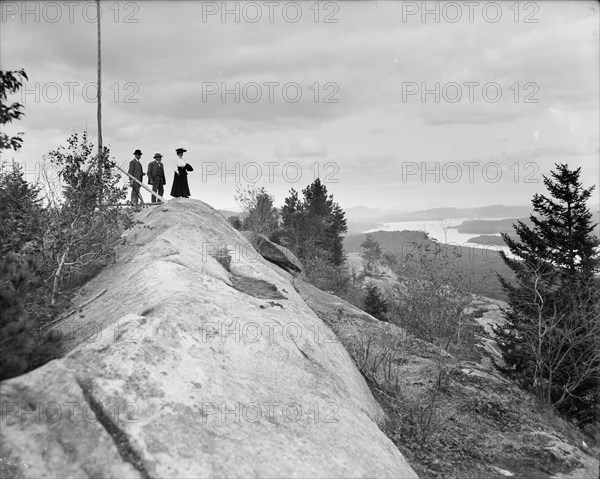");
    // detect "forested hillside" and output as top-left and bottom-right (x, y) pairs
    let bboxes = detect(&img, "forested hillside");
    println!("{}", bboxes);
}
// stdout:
(344, 230), (513, 301)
